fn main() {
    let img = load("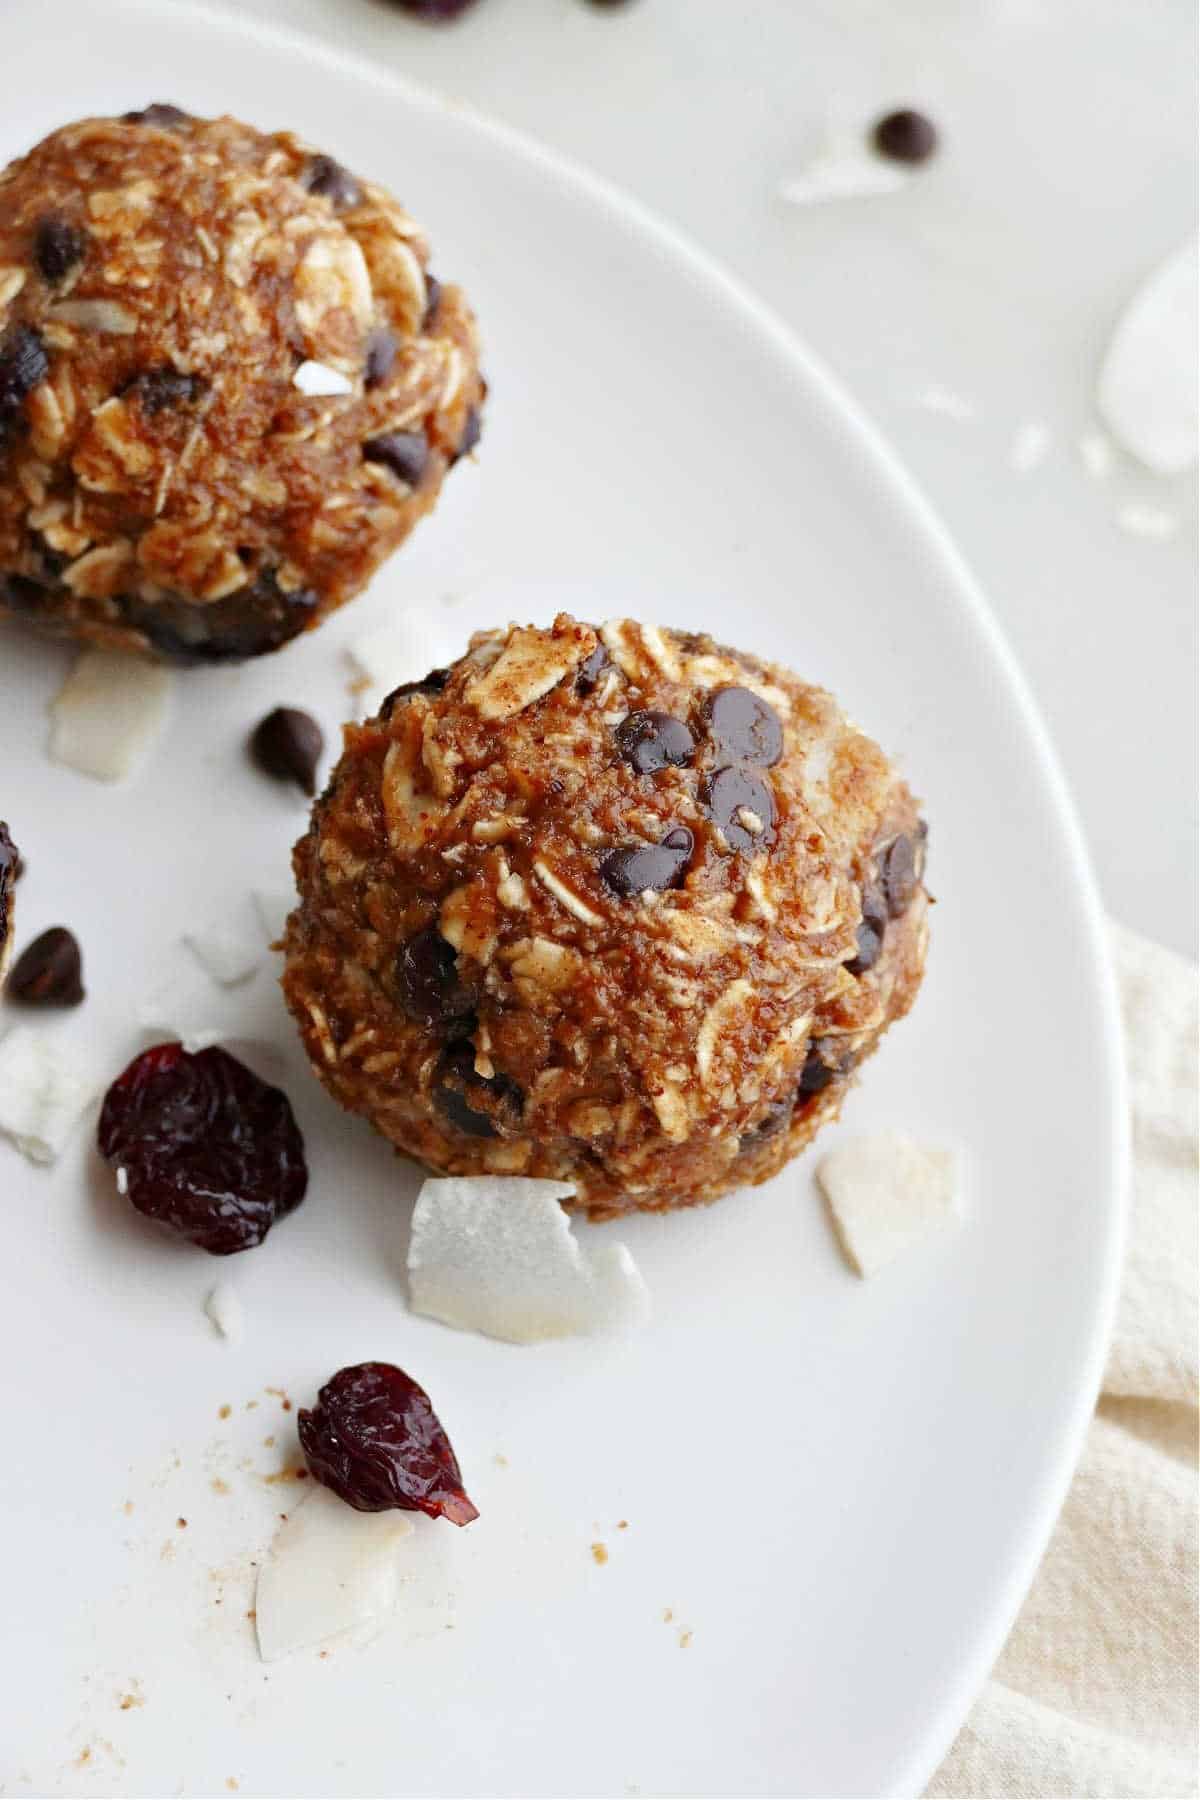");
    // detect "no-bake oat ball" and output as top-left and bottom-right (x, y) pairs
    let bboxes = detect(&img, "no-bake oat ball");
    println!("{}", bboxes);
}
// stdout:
(0, 107), (483, 660)
(283, 616), (929, 1217)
